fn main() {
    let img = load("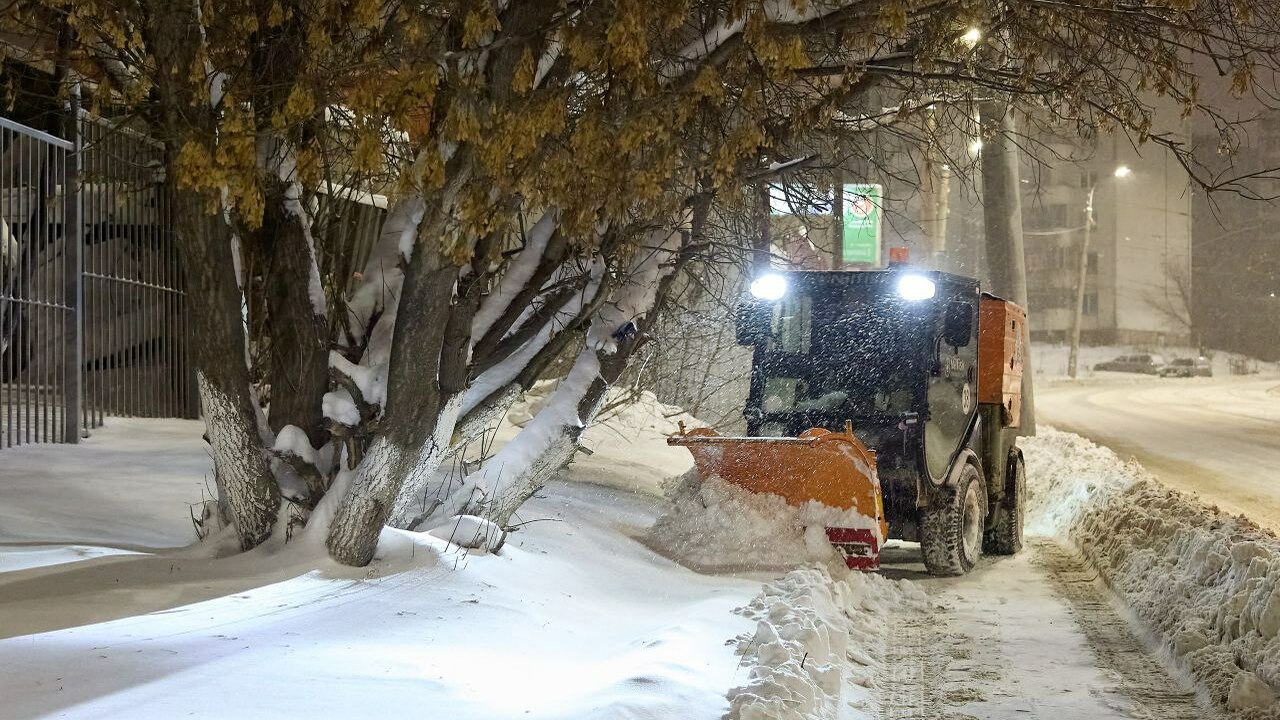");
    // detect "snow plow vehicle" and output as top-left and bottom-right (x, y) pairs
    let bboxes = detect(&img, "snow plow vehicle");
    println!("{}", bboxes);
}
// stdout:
(669, 268), (1027, 576)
